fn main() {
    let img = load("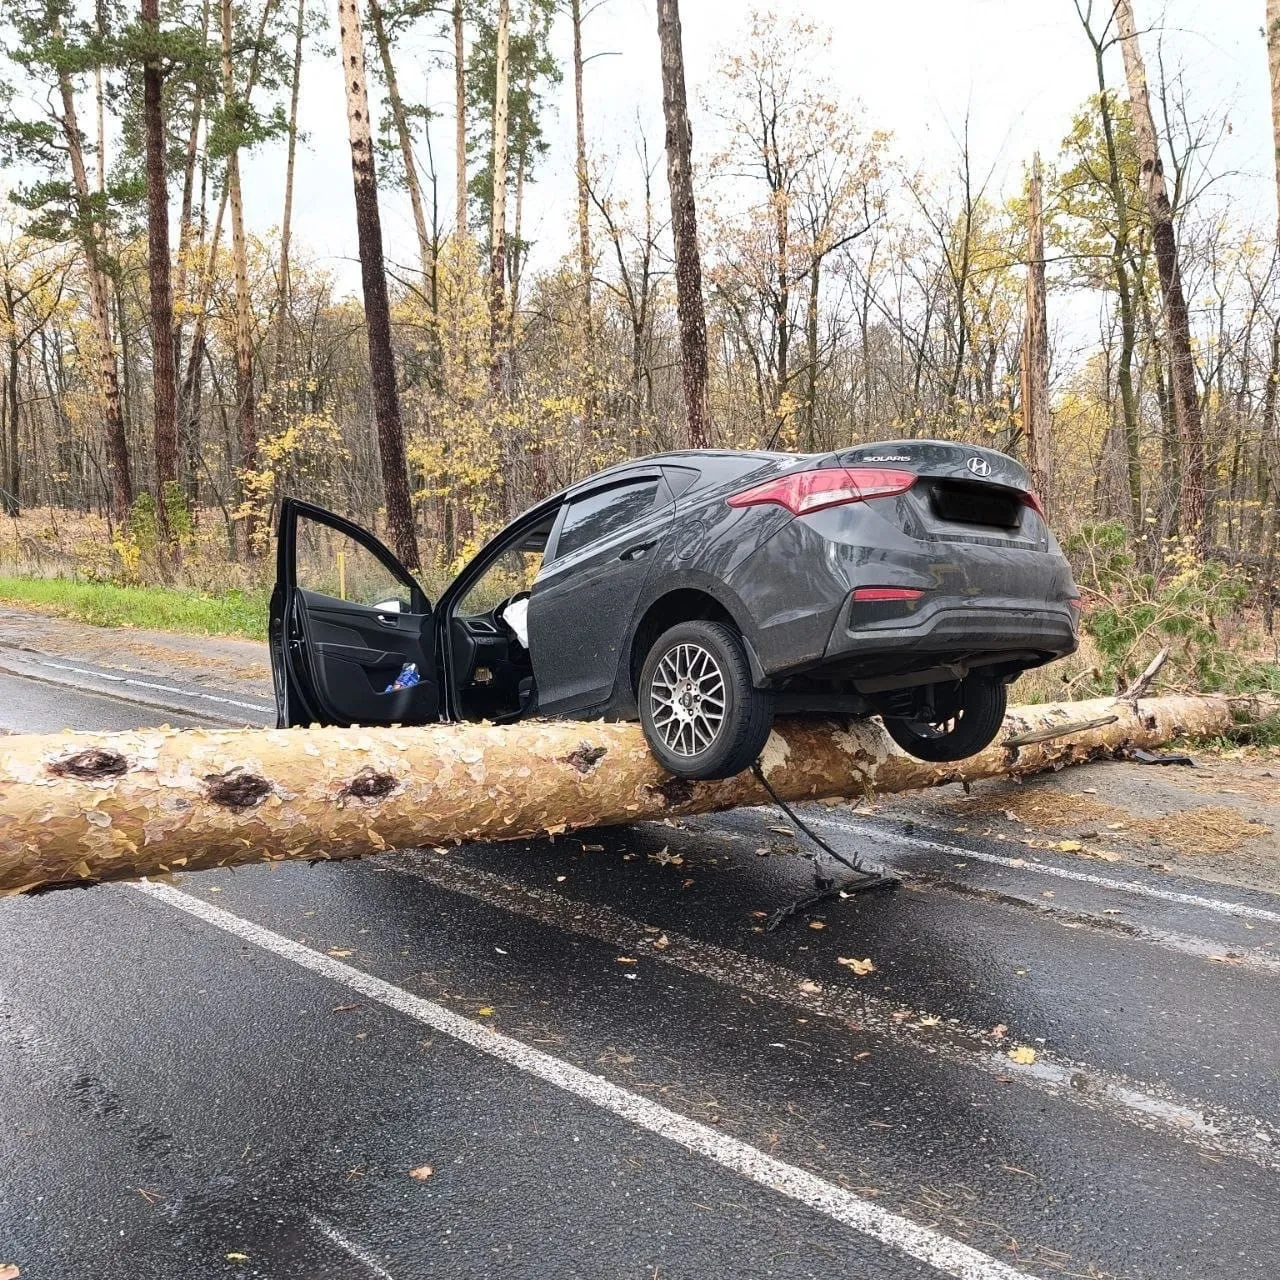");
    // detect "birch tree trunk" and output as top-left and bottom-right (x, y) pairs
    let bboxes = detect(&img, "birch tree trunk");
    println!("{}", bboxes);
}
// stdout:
(1020, 153), (1051, 509)
(454, 0), (467, 239)
(272, 0), (307, 395)
(221, 0), (258, 551)
(489, 0), (510, 392)
(53, 20), (132, 524)
(367, 0), (434, 281)
(1114, 0), (1207, 553)
(657, 0), (709, 447)
(142, 0), (179, 516)
(0, 694), (1240, 897)
(571, 0), (593, 347)
(171, 0), (209, 425)
(181, 0), (274, 465)
(1263, 0), (1280, 631)
(337, 0), (421, 569)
